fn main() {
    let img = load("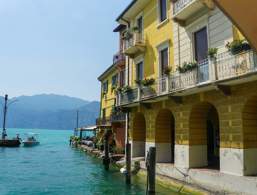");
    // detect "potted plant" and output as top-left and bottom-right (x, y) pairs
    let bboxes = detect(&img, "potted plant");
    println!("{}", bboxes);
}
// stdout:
(134, 79), (142, 86)
(141, 78), (155, 86)
(177, 61), (197, 73)
(208, 48), (218, 59)
(123, 29), (133, 40)
(122, 85), (132, 92)
(164, 66), (172, 75)
(226, 40), (251, 55)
